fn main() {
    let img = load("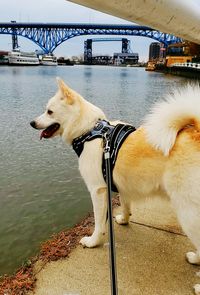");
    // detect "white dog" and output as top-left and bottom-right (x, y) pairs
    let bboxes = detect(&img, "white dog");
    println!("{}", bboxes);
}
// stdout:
(31, 78), (200, 294)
